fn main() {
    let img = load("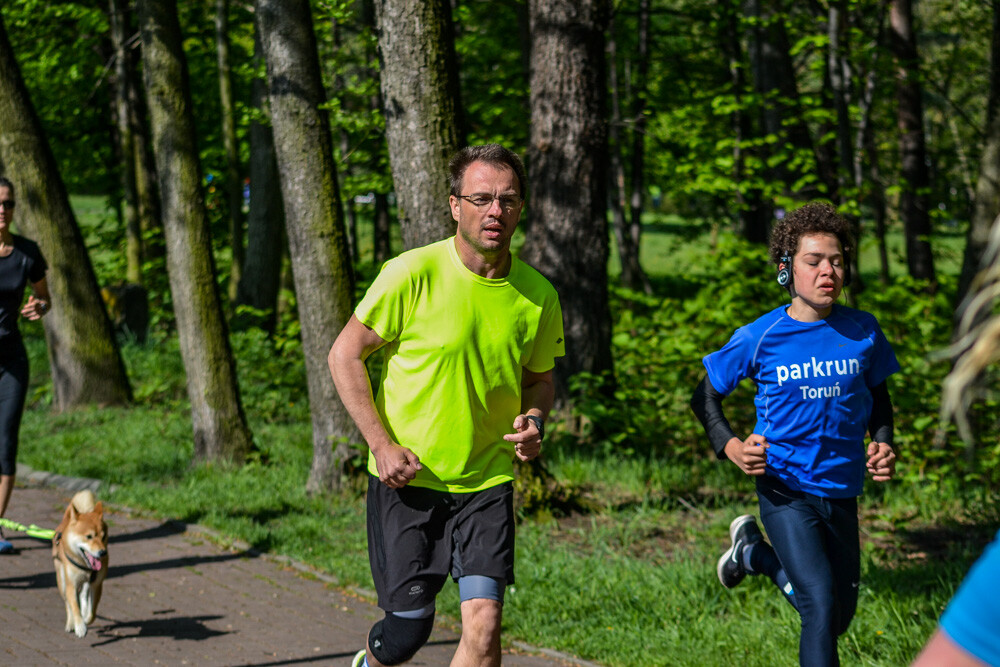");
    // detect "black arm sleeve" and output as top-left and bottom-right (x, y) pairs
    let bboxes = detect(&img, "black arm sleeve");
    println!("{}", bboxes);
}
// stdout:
(690, 375), (738, 460)
(867, 380), (894, 447)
